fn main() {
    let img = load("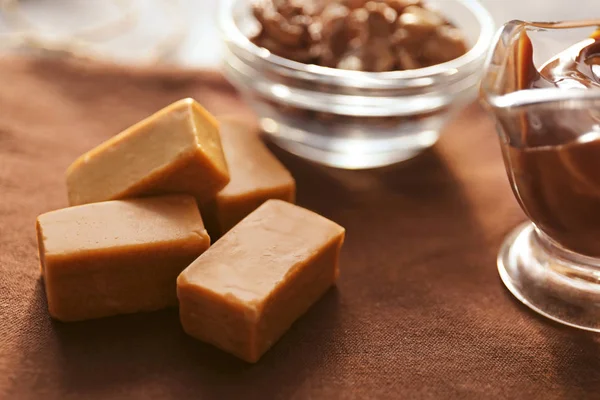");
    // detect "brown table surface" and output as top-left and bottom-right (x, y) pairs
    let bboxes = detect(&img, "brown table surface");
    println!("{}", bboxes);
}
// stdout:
(1, 57), (599, 400)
